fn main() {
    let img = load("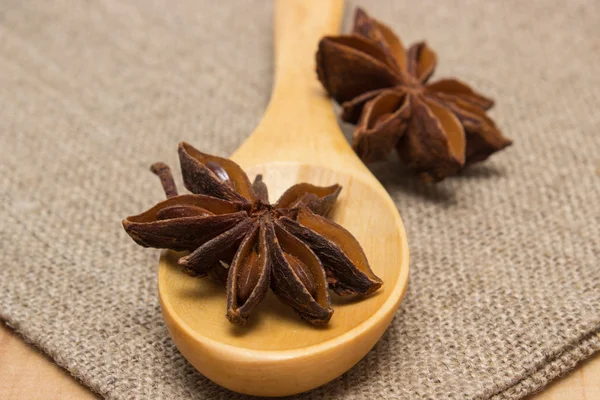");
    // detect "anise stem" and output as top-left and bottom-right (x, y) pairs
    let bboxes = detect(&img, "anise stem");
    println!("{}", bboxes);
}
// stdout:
(150, 162), (178, 198)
